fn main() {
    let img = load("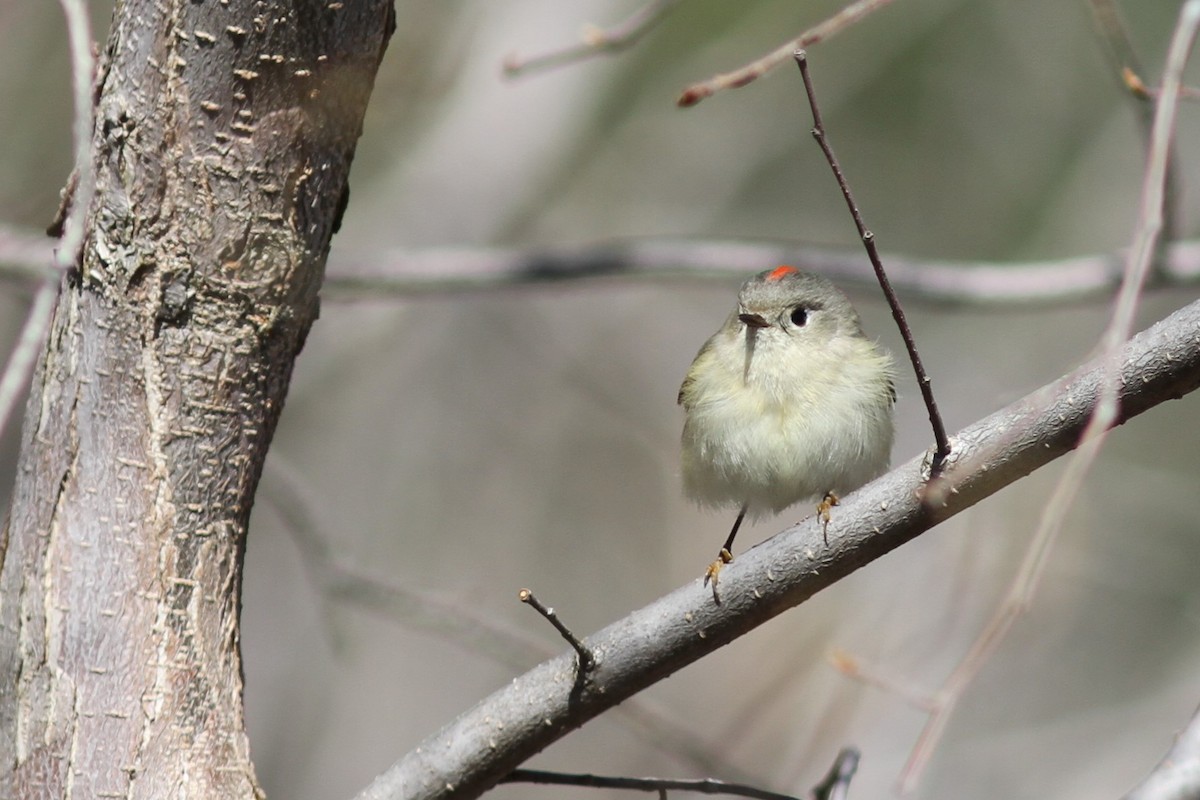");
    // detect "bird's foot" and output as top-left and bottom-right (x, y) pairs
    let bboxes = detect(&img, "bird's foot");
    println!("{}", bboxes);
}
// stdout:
(703, 548), (733, 588)
(818, 491), (840, 544)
